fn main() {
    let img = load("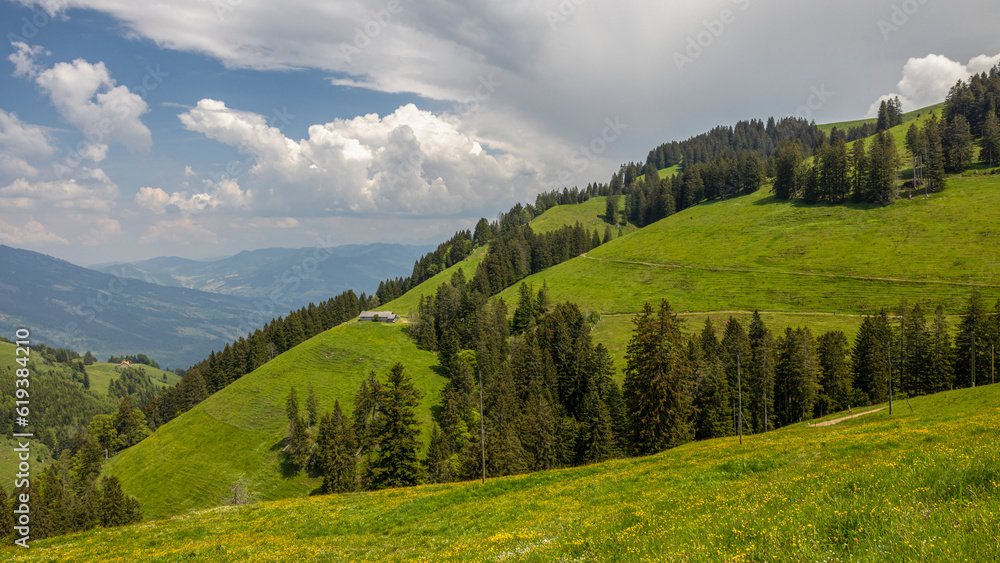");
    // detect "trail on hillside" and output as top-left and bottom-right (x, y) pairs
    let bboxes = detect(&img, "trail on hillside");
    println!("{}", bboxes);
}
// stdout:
(579, 254), (1000, 289)
(807, 407), (886, 427)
